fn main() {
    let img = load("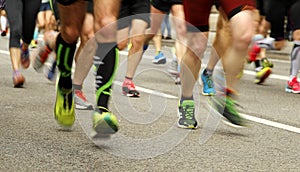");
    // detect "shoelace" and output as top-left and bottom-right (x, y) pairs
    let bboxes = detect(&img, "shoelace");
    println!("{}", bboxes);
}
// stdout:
(205, 75), (214, 88)
(184, 104), (194, 120)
